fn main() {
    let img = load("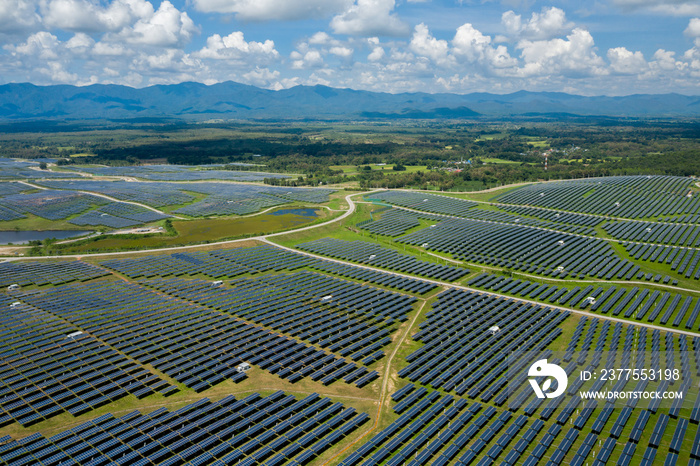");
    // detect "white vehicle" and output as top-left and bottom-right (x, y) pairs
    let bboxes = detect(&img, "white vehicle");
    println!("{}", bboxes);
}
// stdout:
(6, 284), (19, 291)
